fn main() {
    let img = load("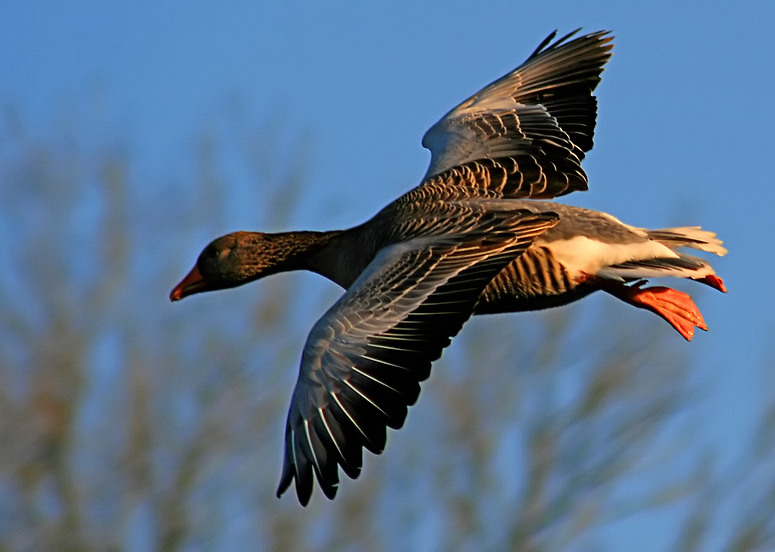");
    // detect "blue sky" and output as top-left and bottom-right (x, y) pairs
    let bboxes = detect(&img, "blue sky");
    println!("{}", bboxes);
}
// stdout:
(3, 1), (774, 549)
